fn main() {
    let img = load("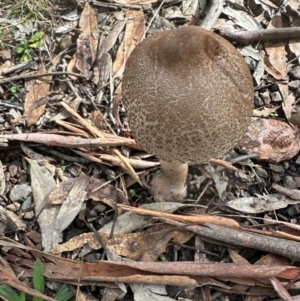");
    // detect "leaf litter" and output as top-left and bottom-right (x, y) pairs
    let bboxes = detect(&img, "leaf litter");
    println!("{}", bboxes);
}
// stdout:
(1, 0), (300, 300)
